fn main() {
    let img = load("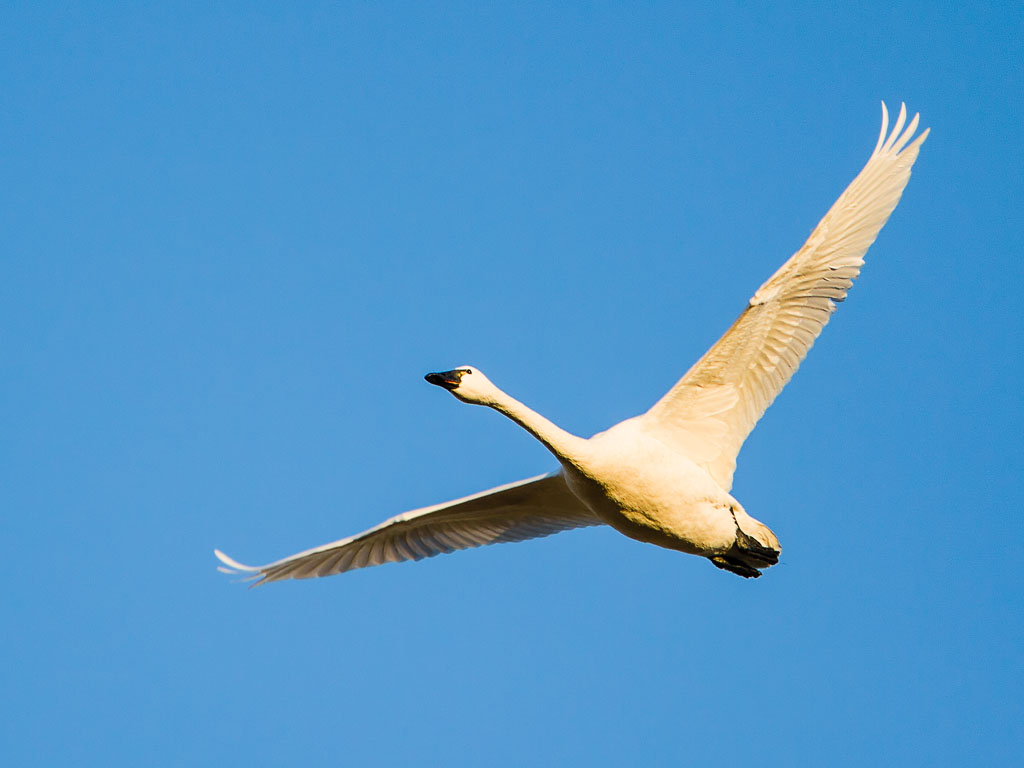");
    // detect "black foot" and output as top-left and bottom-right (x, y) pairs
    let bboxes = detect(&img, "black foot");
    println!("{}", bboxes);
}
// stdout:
(725, 505), (780, 569)
(735, 527), (780, 567)
(708, 556), (762, 579)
